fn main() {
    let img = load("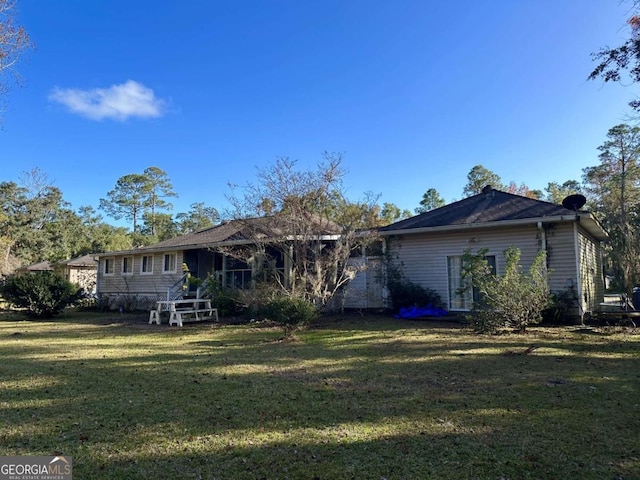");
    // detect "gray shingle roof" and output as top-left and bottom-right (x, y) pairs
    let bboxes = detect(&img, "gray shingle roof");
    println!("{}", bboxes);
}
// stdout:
(17, 261), (53, 272)
(59, 254), (98, 267)
(101, 215), (342, 256)
(381, 188), (607, 240)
